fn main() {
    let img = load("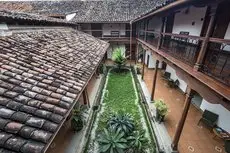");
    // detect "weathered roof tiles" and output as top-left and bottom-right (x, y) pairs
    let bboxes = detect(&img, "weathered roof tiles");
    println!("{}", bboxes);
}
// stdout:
(0, 28), (109, 153)
(0, 10), (76, 25)
(0, 0), (176, 23)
